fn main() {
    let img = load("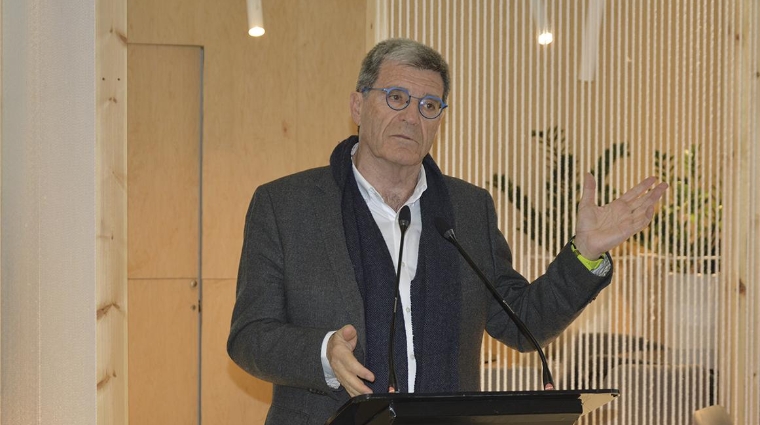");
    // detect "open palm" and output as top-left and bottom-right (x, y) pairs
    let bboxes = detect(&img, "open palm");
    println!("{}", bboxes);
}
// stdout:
(573, 173), (668, 259)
